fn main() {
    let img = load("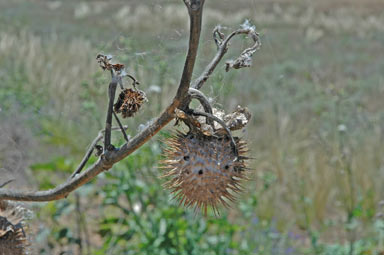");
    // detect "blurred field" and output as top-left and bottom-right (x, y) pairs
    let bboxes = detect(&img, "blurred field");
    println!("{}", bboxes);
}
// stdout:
(1, 0), (384, 254)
